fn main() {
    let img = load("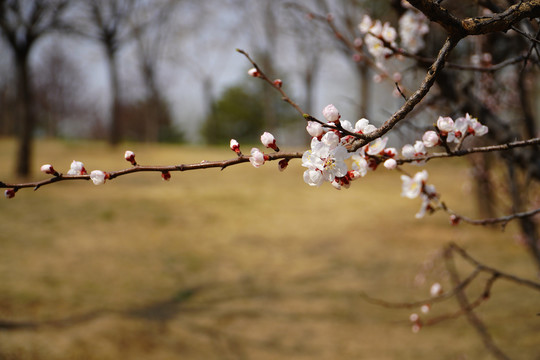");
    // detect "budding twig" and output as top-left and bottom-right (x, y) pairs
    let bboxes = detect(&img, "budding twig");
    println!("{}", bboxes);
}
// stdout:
(0, 152), (303, 193)
(236, 48), (305, 116)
